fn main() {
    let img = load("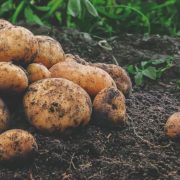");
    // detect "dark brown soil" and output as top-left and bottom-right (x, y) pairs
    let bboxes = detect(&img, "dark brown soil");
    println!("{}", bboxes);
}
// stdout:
(0, 24), (180, 180)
